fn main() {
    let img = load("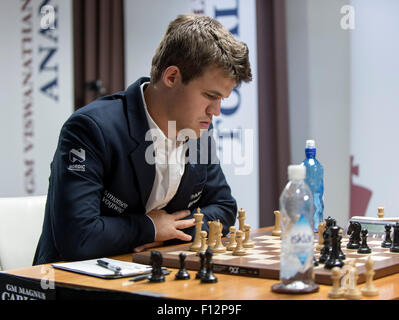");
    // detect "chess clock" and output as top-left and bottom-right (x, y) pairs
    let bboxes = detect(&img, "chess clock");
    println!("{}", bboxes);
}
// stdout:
(345, 216), (399, 238)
